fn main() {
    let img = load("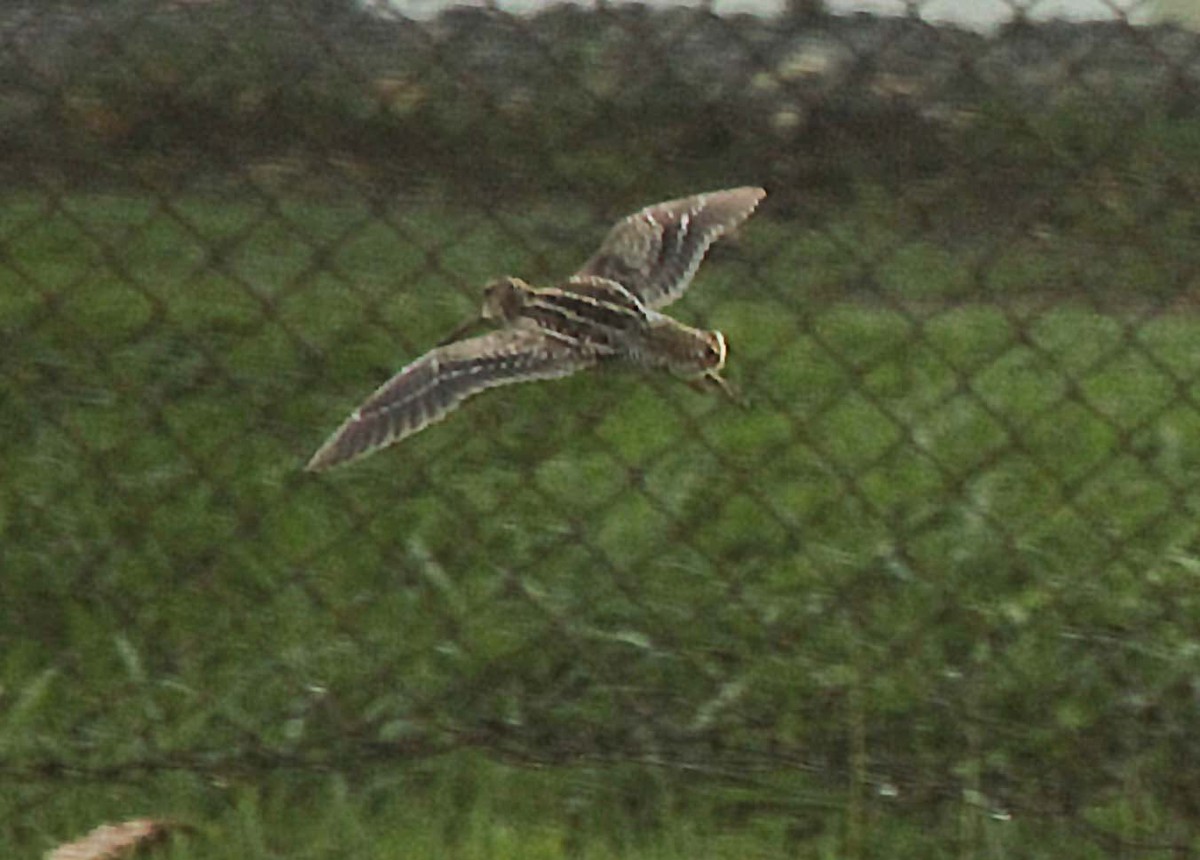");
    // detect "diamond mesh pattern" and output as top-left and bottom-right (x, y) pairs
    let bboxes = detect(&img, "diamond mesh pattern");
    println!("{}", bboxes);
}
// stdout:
(4, 0), (1200, 852)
